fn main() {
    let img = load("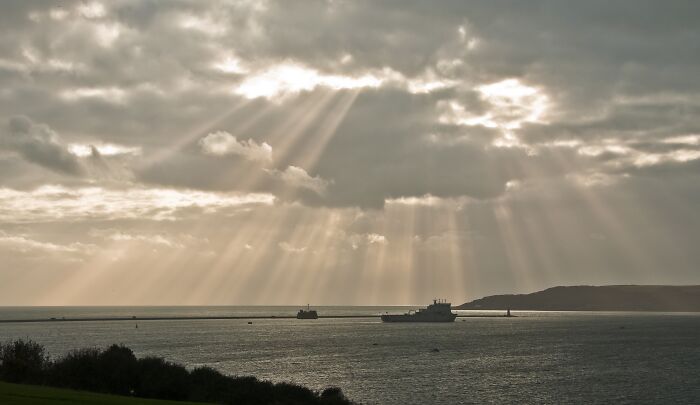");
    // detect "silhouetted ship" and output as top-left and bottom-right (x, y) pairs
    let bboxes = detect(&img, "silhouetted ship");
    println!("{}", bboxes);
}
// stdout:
(381, 299), (457, 322)
(296, 304), (318, 319)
